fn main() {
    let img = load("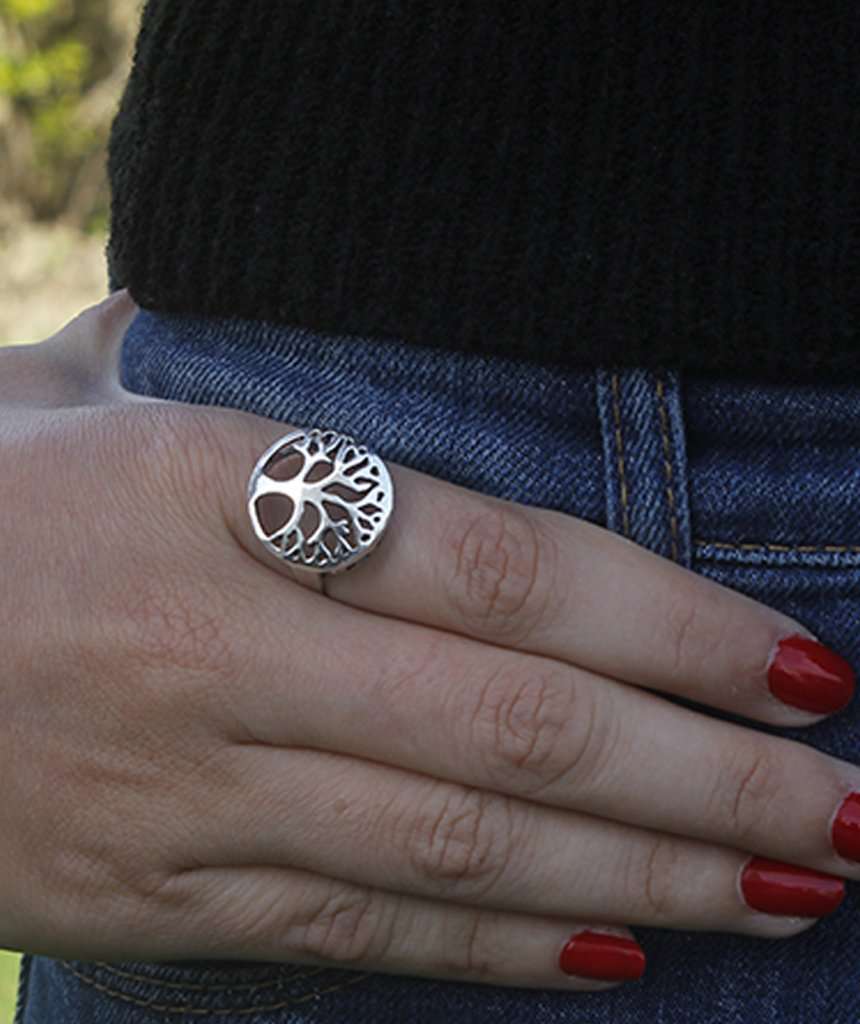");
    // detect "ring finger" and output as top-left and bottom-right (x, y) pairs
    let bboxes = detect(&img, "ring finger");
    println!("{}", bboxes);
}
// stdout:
(184, 744), (845, 936)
